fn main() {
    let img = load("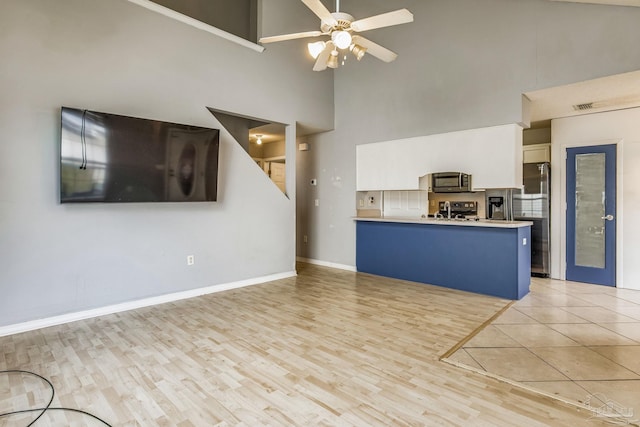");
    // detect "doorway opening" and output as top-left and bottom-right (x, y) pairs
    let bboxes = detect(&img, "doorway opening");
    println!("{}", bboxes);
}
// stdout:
(207, 108), (287, 195)
(565, 144), (617, 286)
